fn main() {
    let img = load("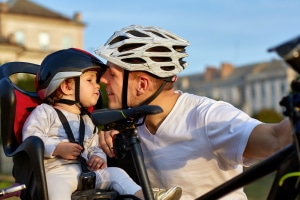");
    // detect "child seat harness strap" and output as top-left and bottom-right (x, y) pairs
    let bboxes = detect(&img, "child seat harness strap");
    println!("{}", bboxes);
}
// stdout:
(54, 108), (90, 173)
